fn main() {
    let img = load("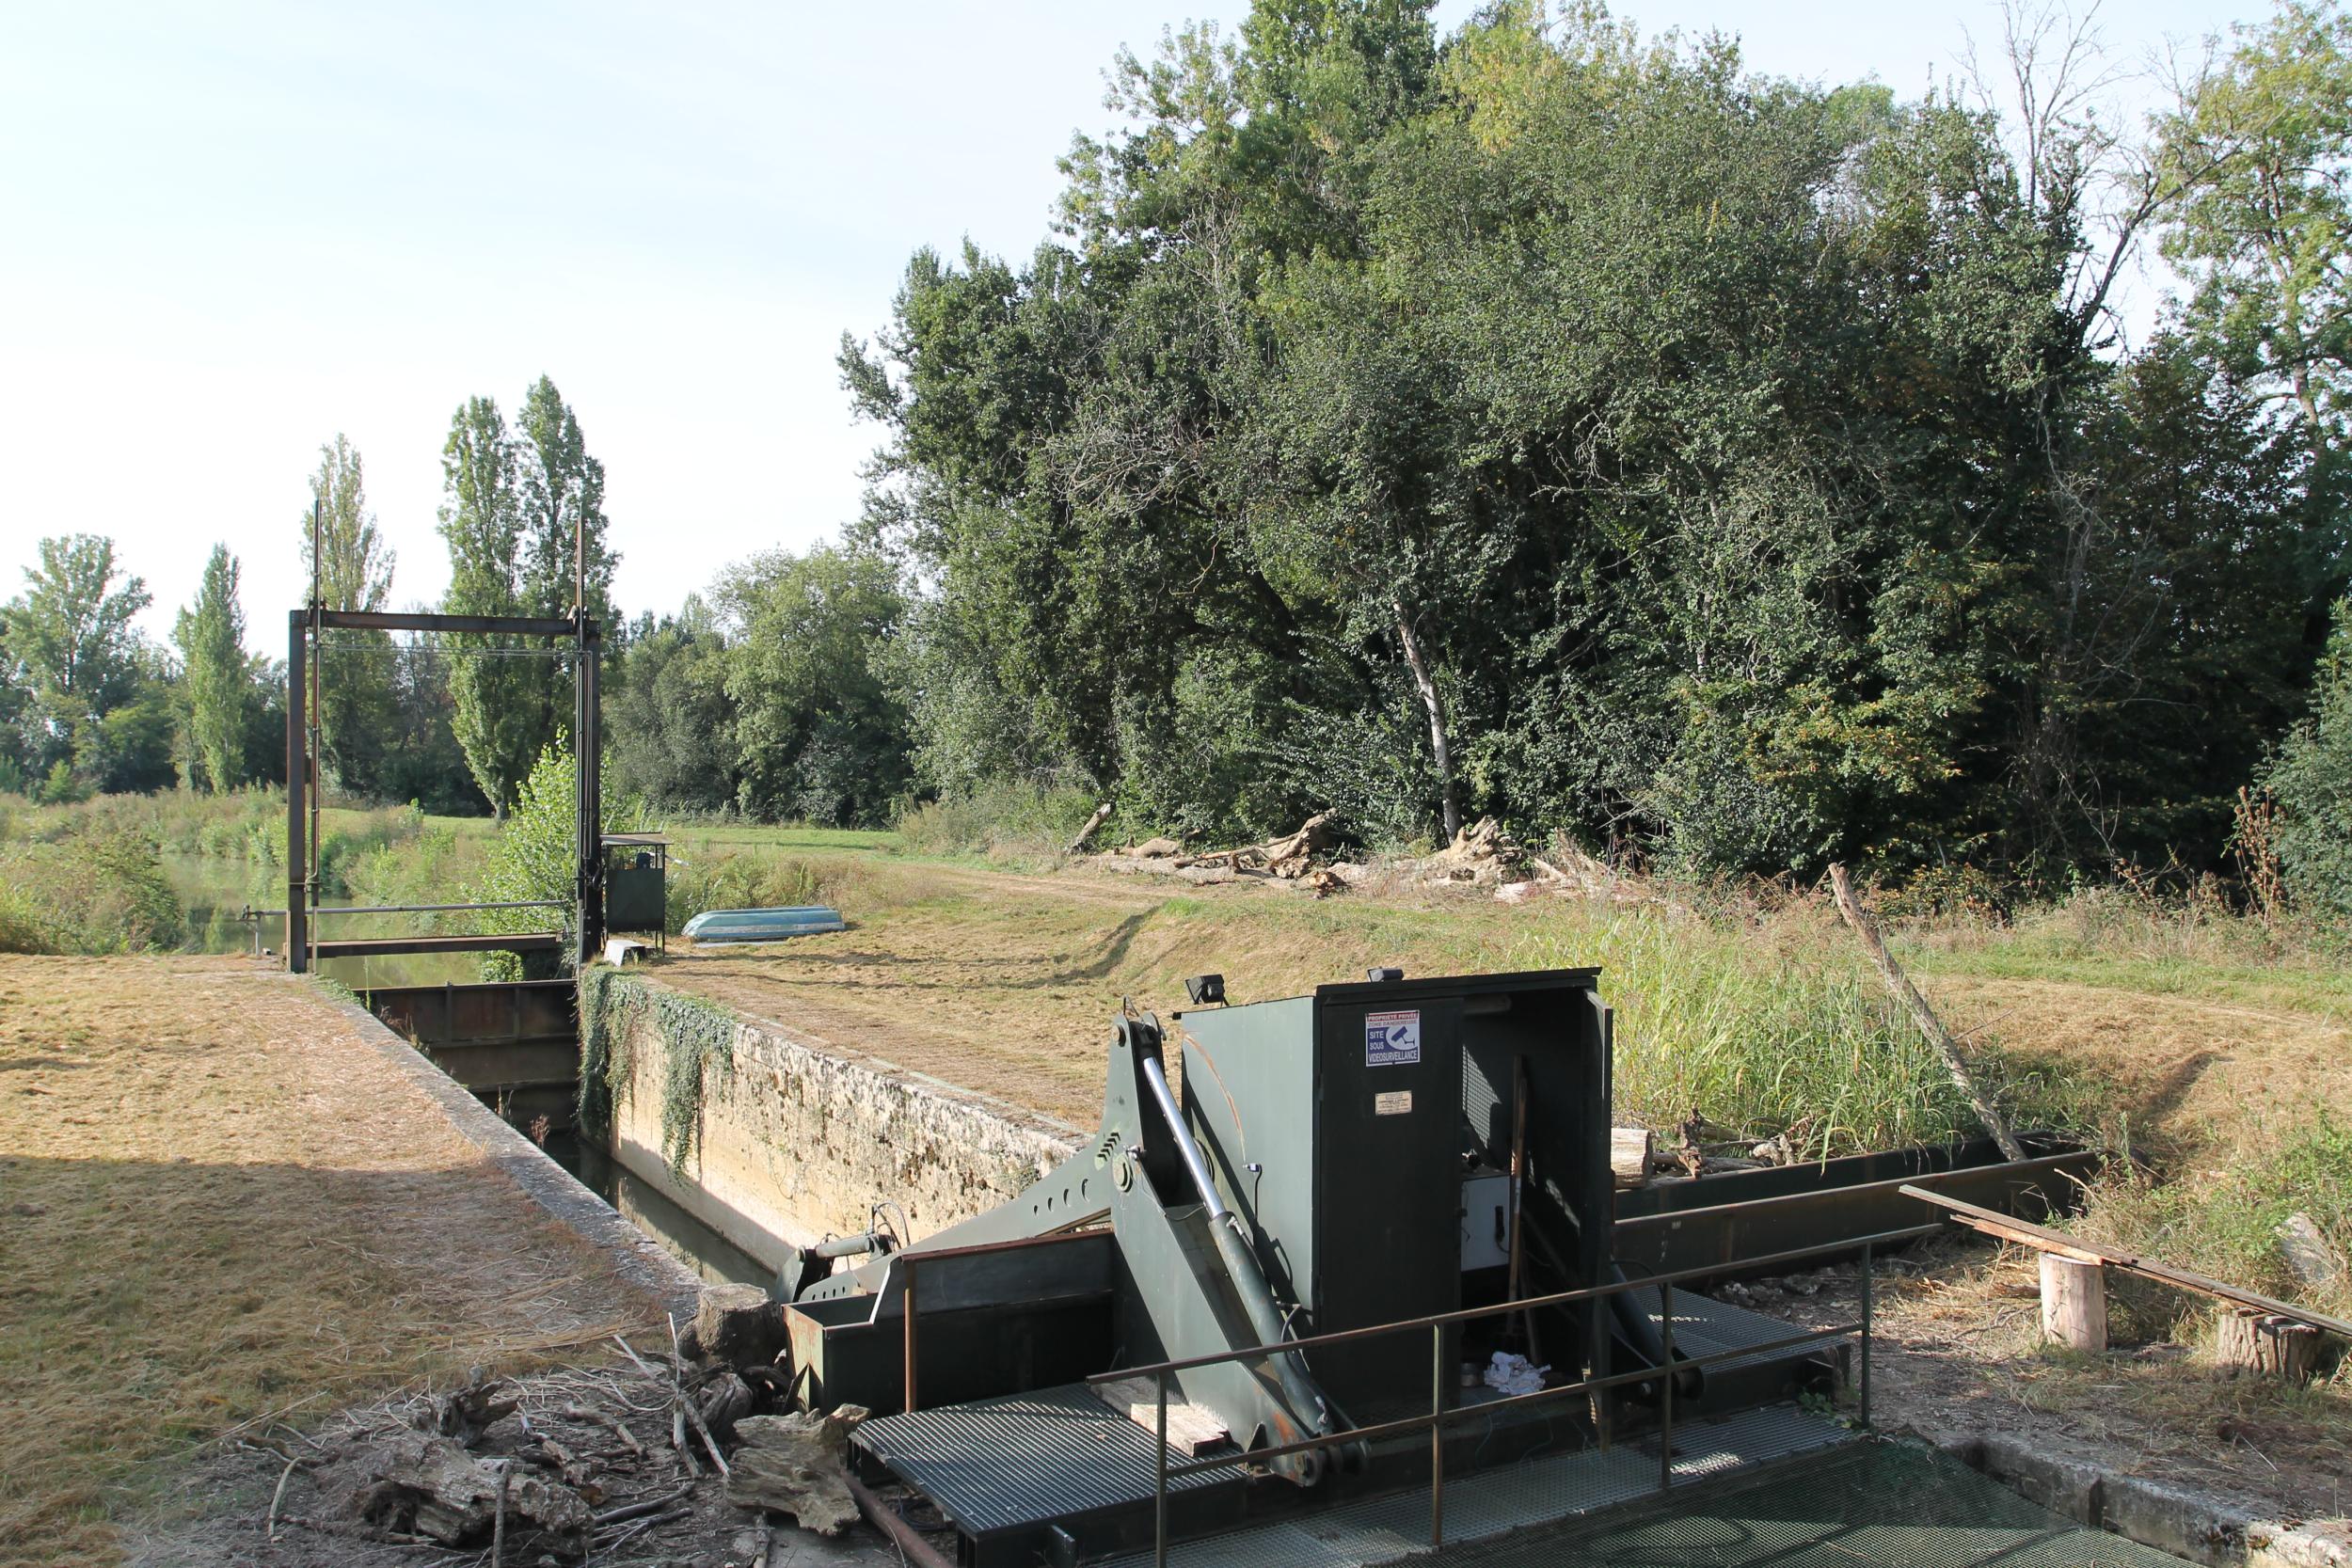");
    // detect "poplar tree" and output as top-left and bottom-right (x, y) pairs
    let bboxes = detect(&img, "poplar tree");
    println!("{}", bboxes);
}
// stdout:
(437, 396), (539, 817)
(174, 546), (248, 792)
(304, 435), (399, 797)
